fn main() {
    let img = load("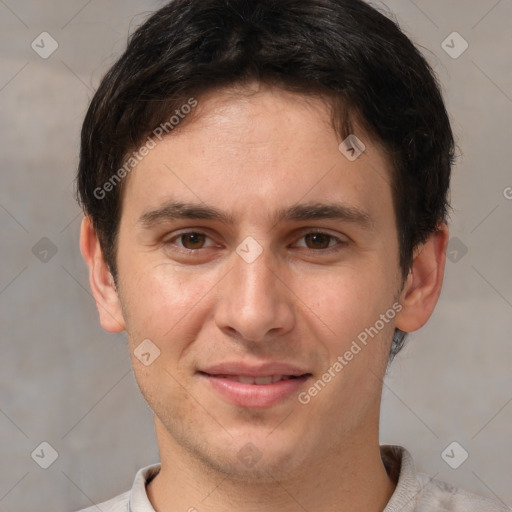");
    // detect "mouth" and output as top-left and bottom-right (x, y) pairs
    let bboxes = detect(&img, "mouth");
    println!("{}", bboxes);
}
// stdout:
(198, 369), (312, 408)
